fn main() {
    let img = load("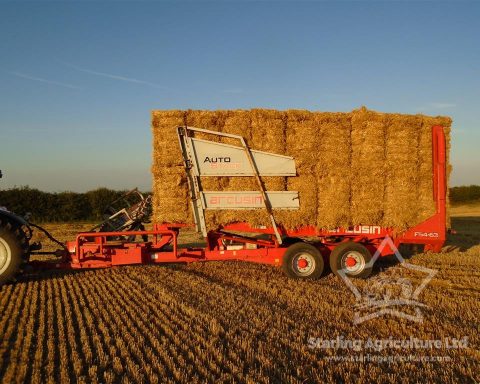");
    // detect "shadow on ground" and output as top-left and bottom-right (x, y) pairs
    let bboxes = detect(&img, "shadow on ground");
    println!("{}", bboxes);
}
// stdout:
(444, 216), (480, 252)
